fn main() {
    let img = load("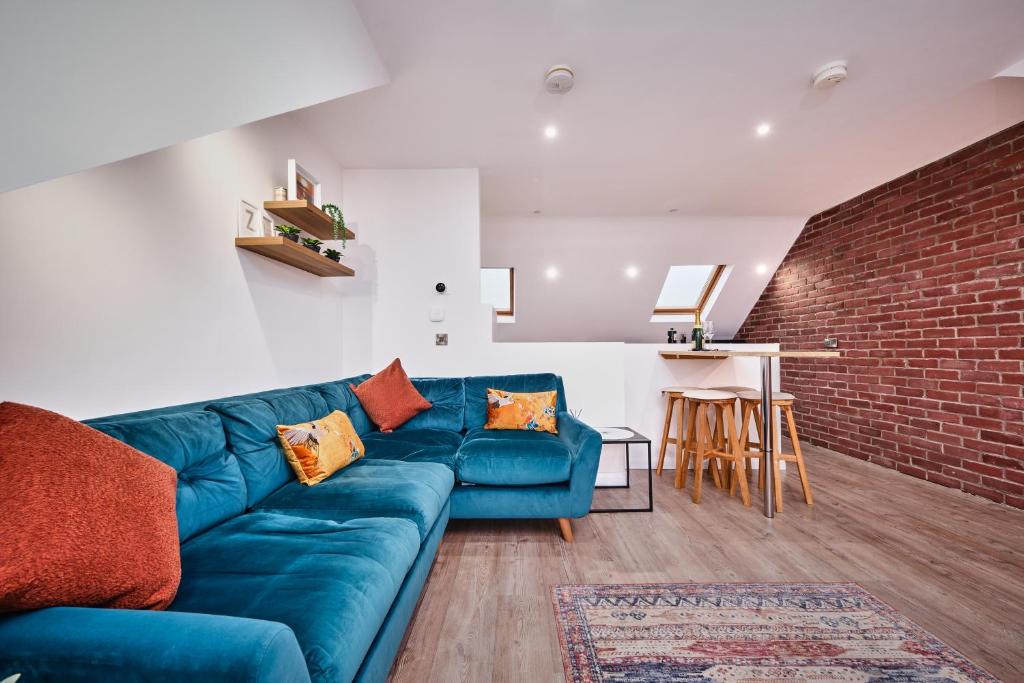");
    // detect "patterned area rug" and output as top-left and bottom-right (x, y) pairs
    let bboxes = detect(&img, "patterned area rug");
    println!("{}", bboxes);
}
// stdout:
(552, 583), (997, 682)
